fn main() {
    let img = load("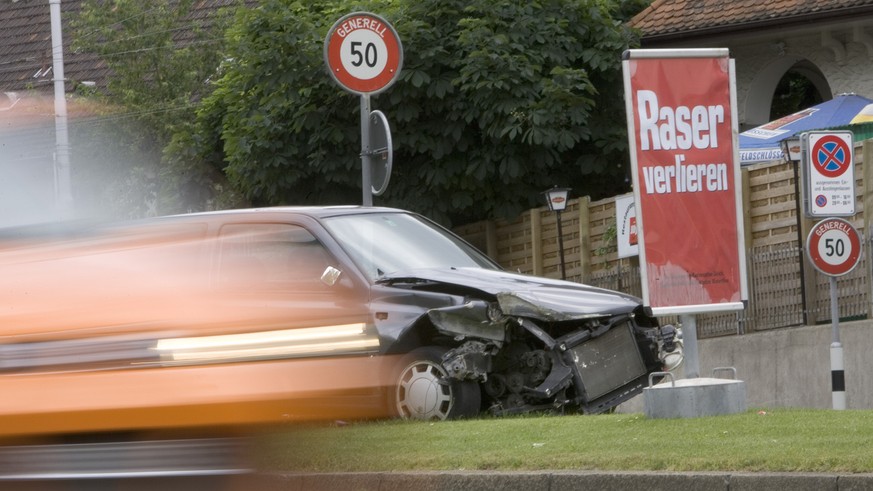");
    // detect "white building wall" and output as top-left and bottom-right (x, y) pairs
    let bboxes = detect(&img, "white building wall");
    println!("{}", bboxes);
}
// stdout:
(729, 32), (873, 128)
